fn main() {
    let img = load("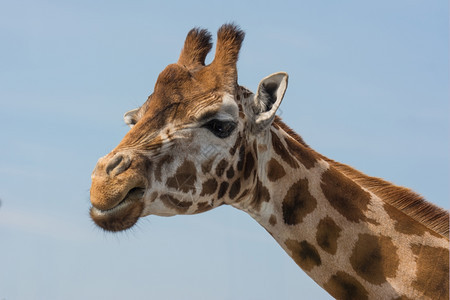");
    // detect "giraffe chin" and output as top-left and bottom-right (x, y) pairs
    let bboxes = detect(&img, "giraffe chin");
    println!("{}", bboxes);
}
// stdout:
(90, 188), (145, 232)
